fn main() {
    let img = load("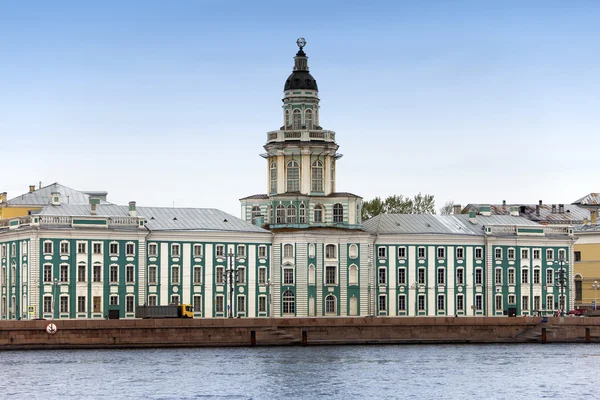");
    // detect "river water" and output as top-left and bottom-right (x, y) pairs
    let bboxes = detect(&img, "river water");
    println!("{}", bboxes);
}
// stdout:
(1, 344), (598, 399)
